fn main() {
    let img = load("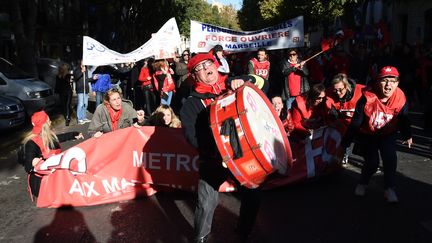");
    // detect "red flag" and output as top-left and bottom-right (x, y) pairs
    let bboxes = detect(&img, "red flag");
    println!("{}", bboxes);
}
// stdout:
(321, 39), (332, 52)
